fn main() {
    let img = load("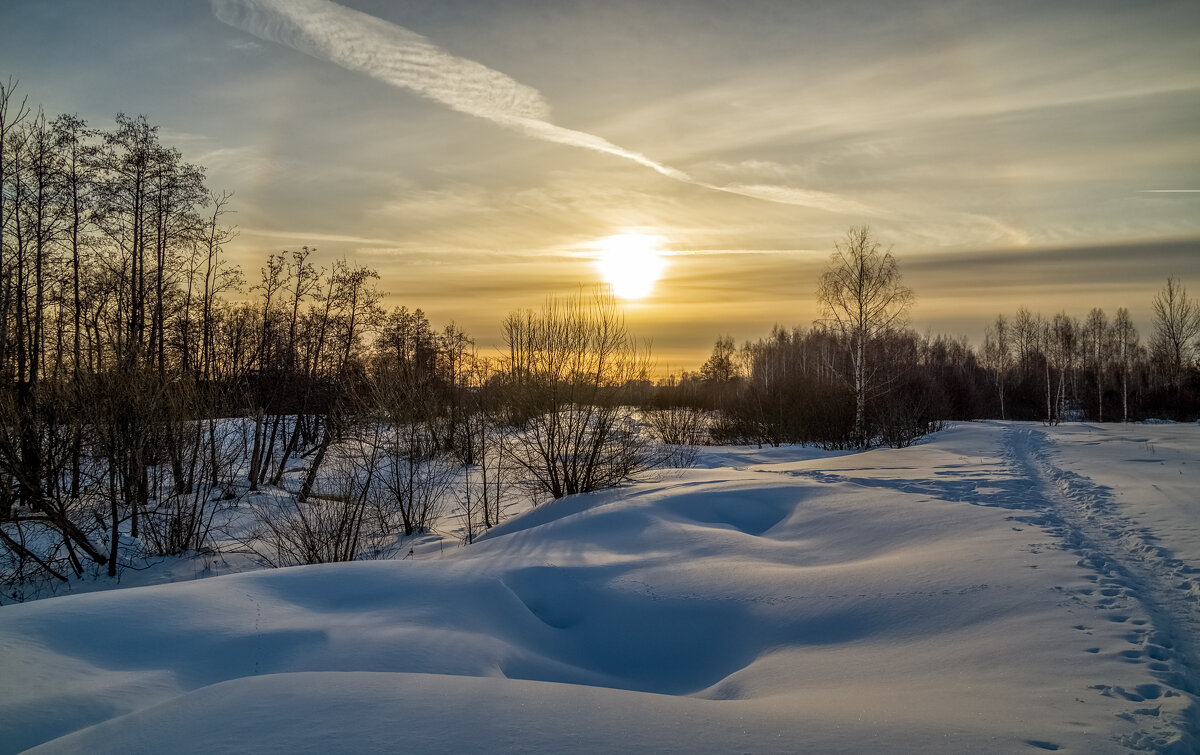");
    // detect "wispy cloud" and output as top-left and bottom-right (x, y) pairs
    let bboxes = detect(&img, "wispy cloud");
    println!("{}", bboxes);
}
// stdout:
(227, 38), (262, 52)
(211, 0), (869, 215)
(240, 227), (398, 246)
(708, 184), (885, 217)
(211, 0), (549, 122)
